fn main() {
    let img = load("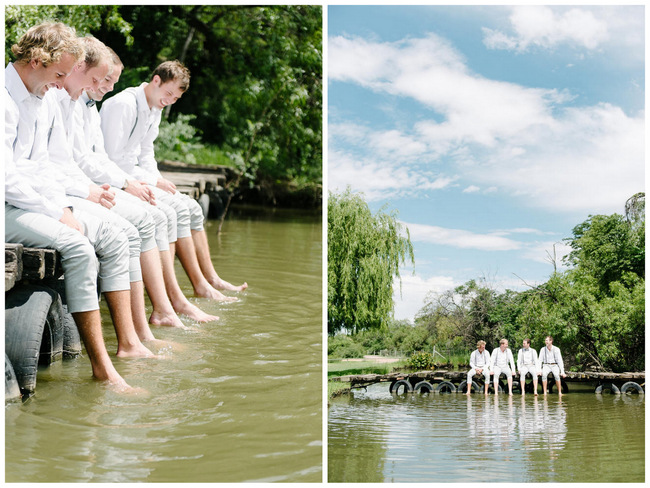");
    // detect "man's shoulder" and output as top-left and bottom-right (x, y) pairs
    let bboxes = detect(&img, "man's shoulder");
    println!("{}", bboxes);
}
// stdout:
(101, 87), (138, 110)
